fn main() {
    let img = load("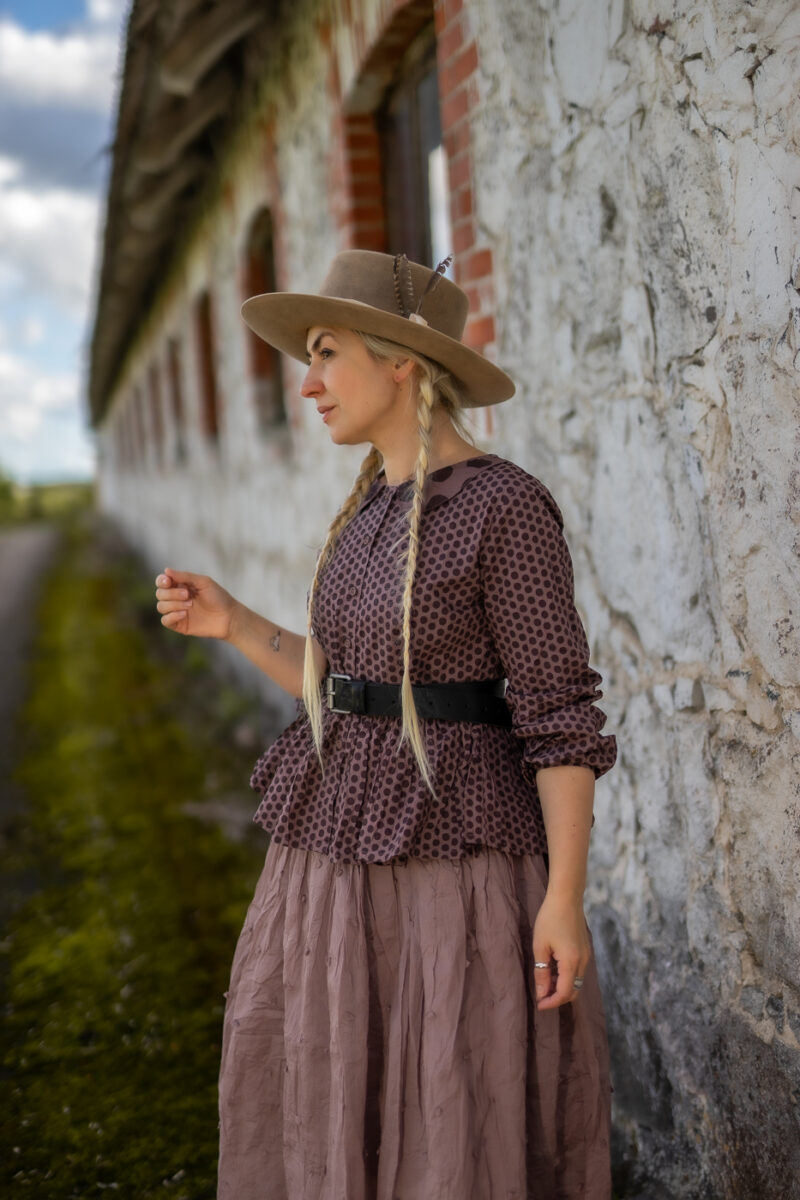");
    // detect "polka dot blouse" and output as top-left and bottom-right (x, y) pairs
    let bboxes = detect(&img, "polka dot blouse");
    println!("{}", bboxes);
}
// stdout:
(250, 455), (616, 862)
